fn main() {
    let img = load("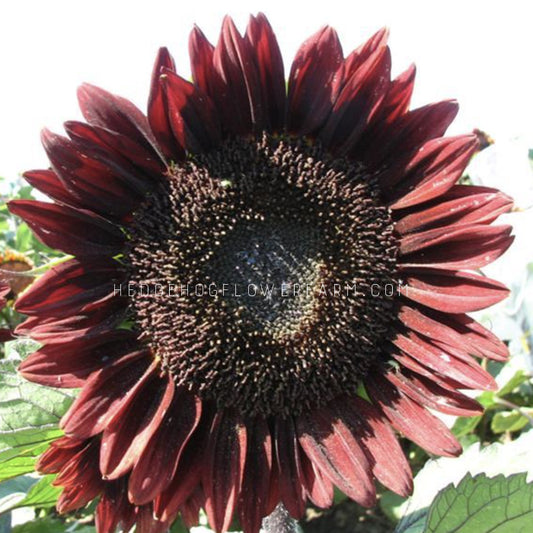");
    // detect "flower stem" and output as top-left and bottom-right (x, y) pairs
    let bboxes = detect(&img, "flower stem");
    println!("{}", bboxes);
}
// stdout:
(261, 503), (301, 533)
